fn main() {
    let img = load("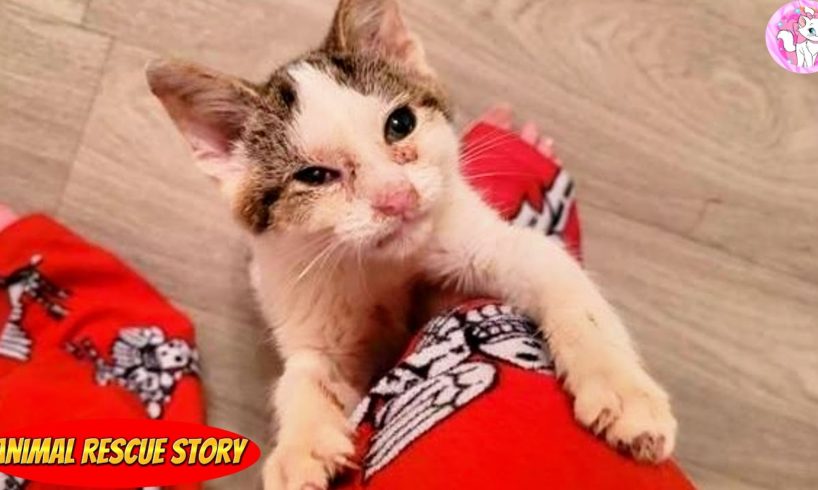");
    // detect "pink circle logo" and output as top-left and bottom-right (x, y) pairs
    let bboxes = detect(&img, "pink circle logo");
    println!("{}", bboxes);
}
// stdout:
(766, 1), (818, 73)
